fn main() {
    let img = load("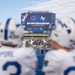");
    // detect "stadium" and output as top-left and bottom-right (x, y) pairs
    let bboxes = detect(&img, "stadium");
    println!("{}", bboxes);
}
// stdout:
(21, 11), (56, 75)
(0, 0), (75, 75)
